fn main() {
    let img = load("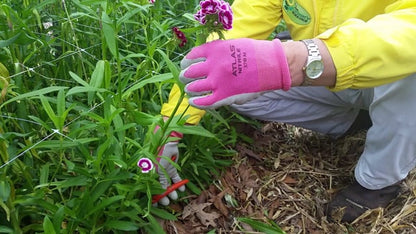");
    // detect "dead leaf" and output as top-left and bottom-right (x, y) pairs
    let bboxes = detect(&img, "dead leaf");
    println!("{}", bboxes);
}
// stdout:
(283, 175), (298, 184)
(236, 144), (262, 161)
(210, 188), (230, 217)
(182, 201), (220, 227)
